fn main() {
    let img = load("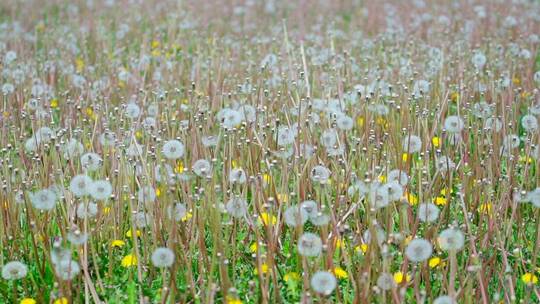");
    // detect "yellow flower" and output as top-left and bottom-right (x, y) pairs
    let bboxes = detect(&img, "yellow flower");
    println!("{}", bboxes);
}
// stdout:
(182, 212), (193, 221)
(110, 240), (125, 248)
(432, 137), (440, 148)
(479, 202), (492, 214)
(125, 230), (141, 238)
(121, 254), (138, 267)
(450, 92), (459, 103)
(50, 98), (59, 109)
(355, 243), (368, 253)
(249, 242), (258, 253)
(333, 266), (348, 279)
(254, 263), (269, 275)
(135, 130), (143, 140)
(262, 174), (271, 184)
(155, 187), (162, 197)
(434, 196), (447, 206)
(376, 117), (387, 127)
(335, 239), (346, 249)
(522, 273), (538, 285)
(258, 212), (277, 226)
(75, 57), (85, 73)
(103, 207), (111, 214)
(176, 161), (185, 173)
(226, 295), (243, 304)
(512, 77), (521, 85)
(429, 257), (441, 268)
(356, 116), (365, 127)
(440, 188), (454, 197)
(393, 272), (411, 284)
(404, 236), (413, 245)
(378, 175), (387, 183)
(519, 155), (533, 164)
(20, 298), (36, 304)
(151, 40), (160, 49)
(284, 272), (301, 282)
(402, 153), (408, 162)
(231, 160), (238, 168)
(53, 298), (68, 304)
(405, 192), (418, 206)
(277, 193), (288, 203)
